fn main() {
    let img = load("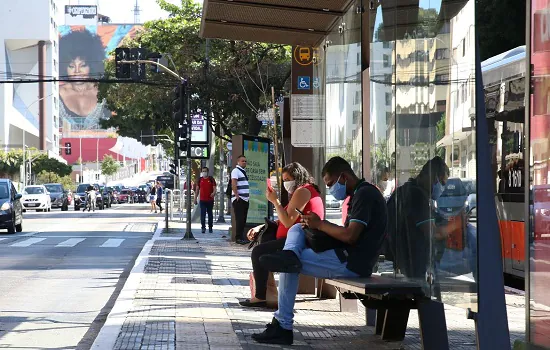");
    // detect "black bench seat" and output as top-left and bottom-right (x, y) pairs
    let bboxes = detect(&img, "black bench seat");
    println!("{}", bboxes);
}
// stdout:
(325, 274), (450, 350)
